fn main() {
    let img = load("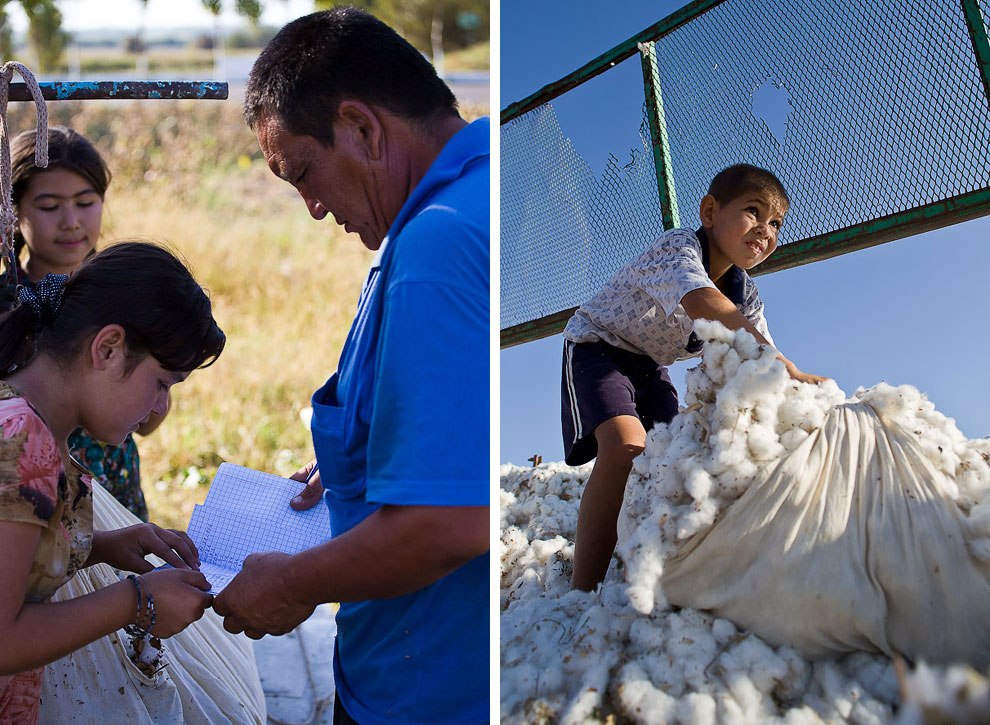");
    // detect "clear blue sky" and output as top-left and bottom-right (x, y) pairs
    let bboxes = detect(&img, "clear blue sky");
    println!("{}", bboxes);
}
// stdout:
(499, 0), (990, 466)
